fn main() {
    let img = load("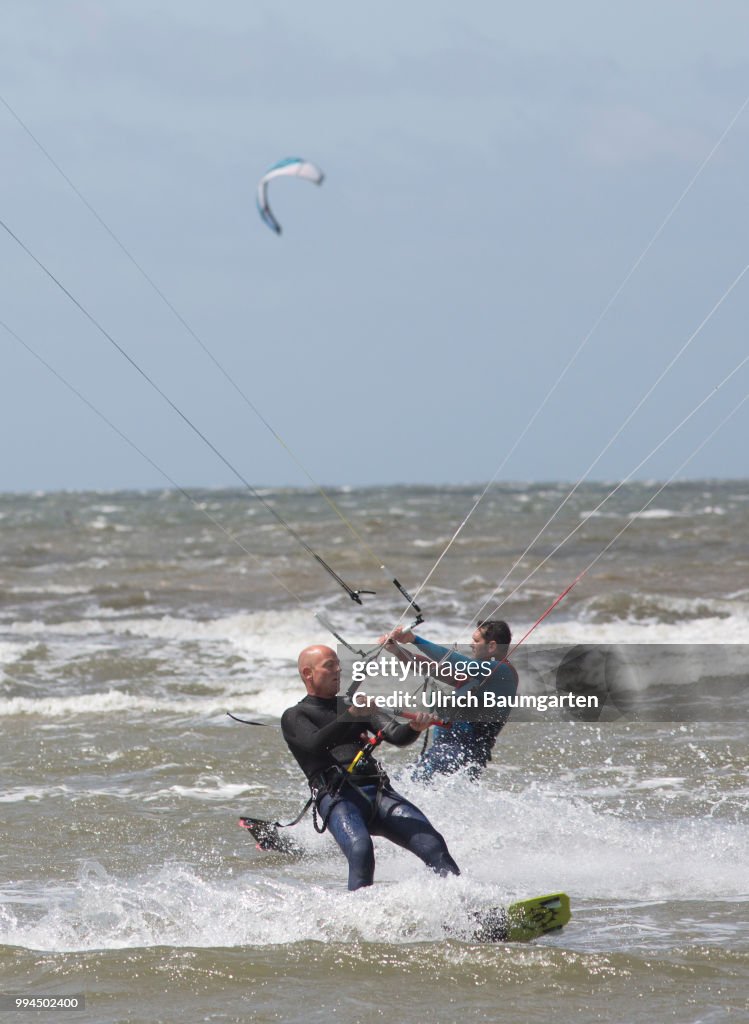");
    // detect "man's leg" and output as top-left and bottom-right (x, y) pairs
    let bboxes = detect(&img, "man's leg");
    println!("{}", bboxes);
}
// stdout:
(318, 792), (375, 891)
(411, 743), (467, 782)
(371, 789), (460, 877)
